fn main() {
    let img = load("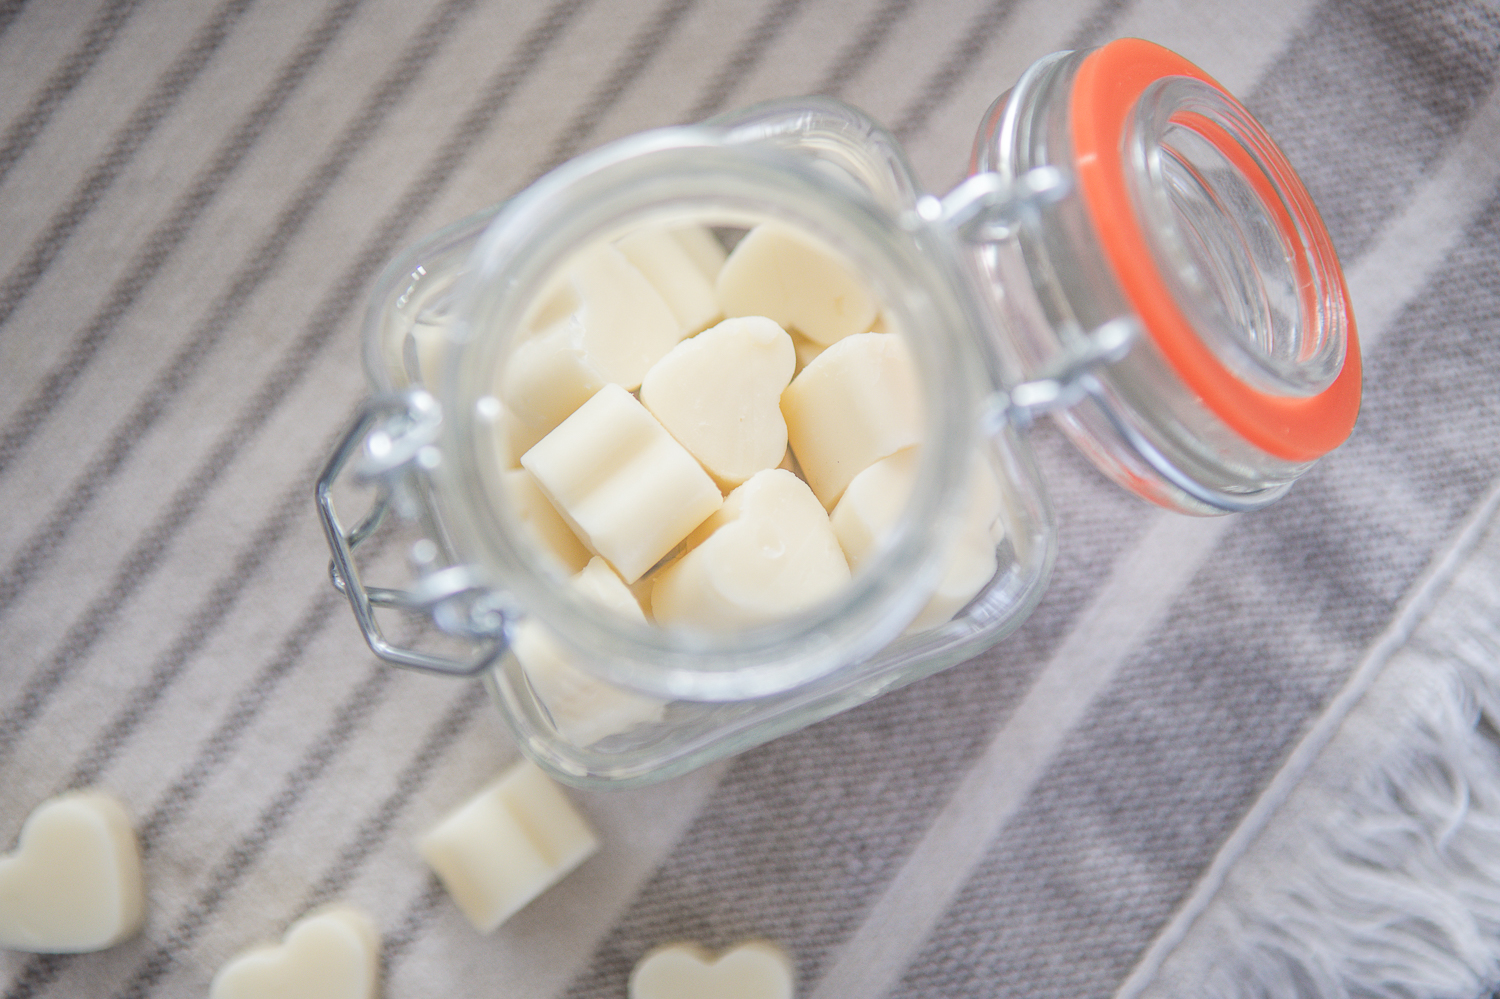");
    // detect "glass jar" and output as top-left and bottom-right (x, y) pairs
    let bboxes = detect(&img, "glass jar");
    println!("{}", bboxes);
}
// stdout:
(316, 39), (1358, 787)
